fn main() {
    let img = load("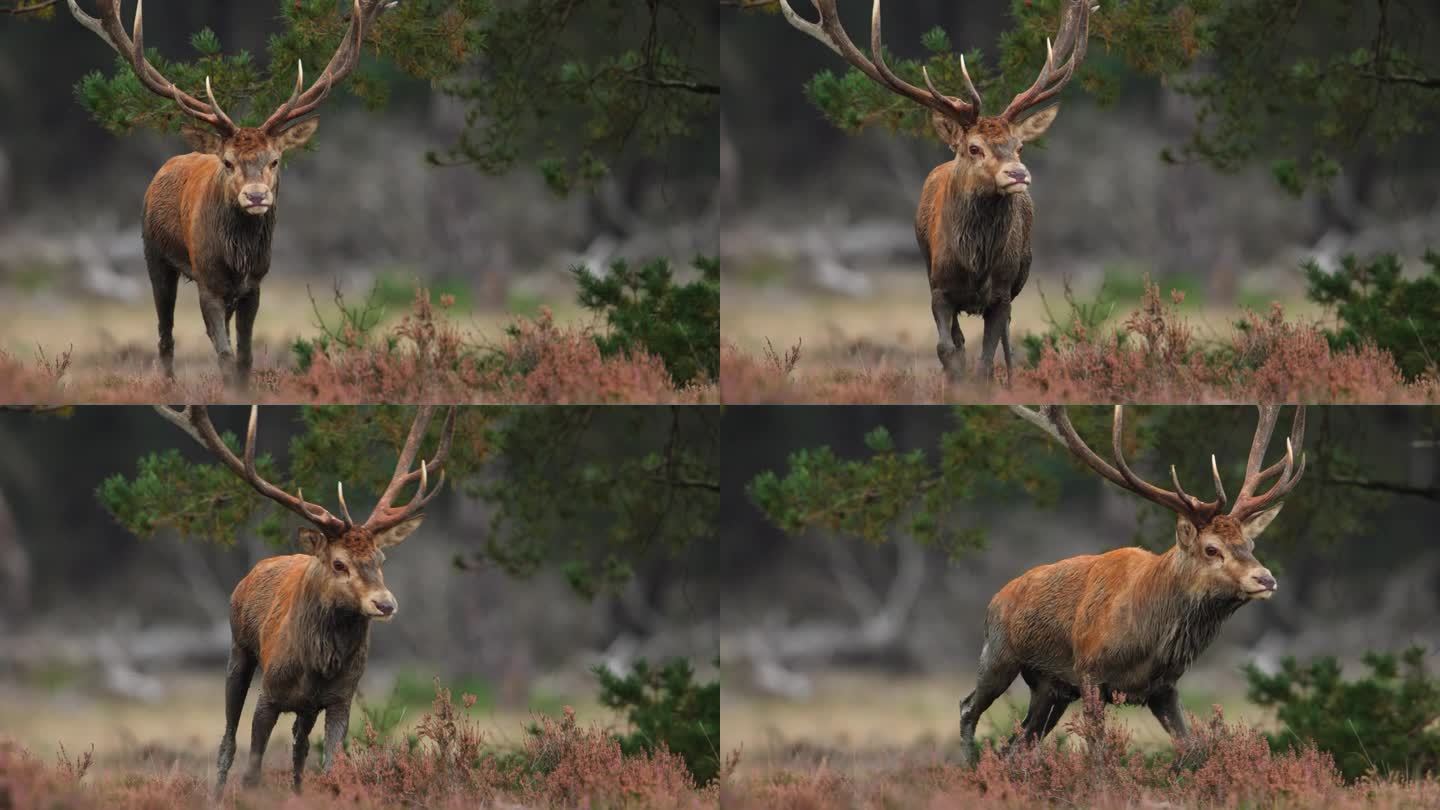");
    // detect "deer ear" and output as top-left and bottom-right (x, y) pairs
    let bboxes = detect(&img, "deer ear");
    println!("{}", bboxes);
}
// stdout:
(298, 528), (329, 555)
(374, 515), (424, 549)
(1013, 105), (1059, 142)
(182, 125), (224, 155)
(931, 113), (966, 149)
(1174, 516), (1199, 551)
(1241, 505), (1284, 541)
(273, 118), (319, 152)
